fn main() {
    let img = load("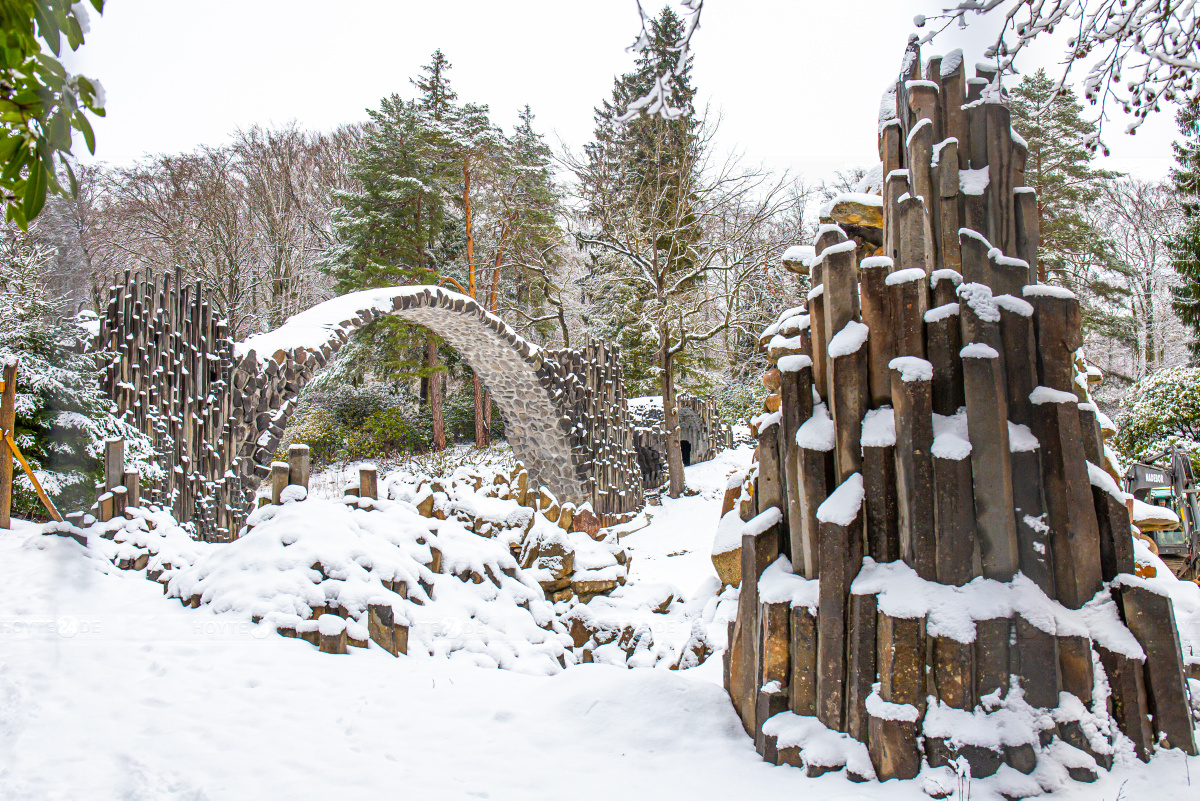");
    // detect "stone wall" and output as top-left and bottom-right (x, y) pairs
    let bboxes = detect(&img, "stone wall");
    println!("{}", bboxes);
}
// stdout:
(628, 395), (728, 489)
